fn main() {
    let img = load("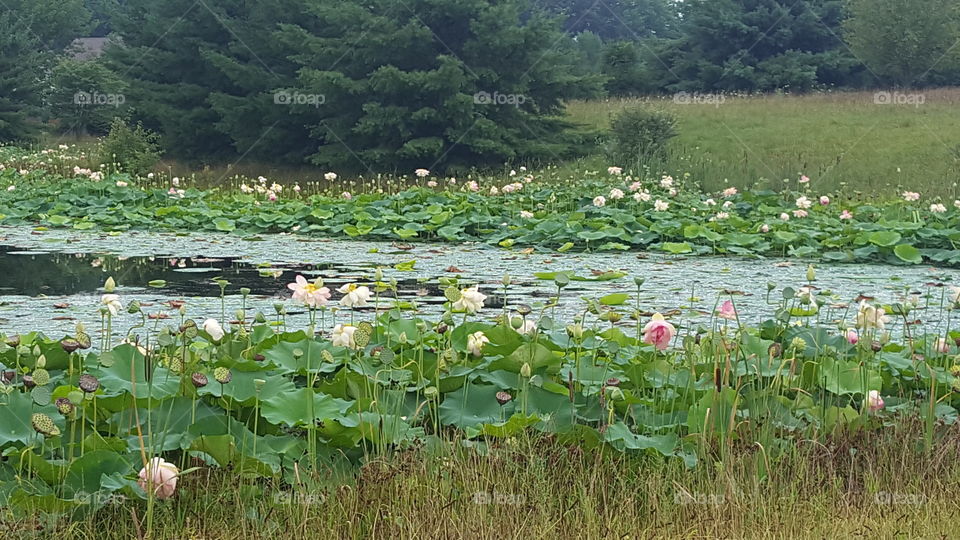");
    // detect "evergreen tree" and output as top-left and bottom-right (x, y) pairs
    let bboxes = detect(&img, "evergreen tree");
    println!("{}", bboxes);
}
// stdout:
(531, 0), (679, 41)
